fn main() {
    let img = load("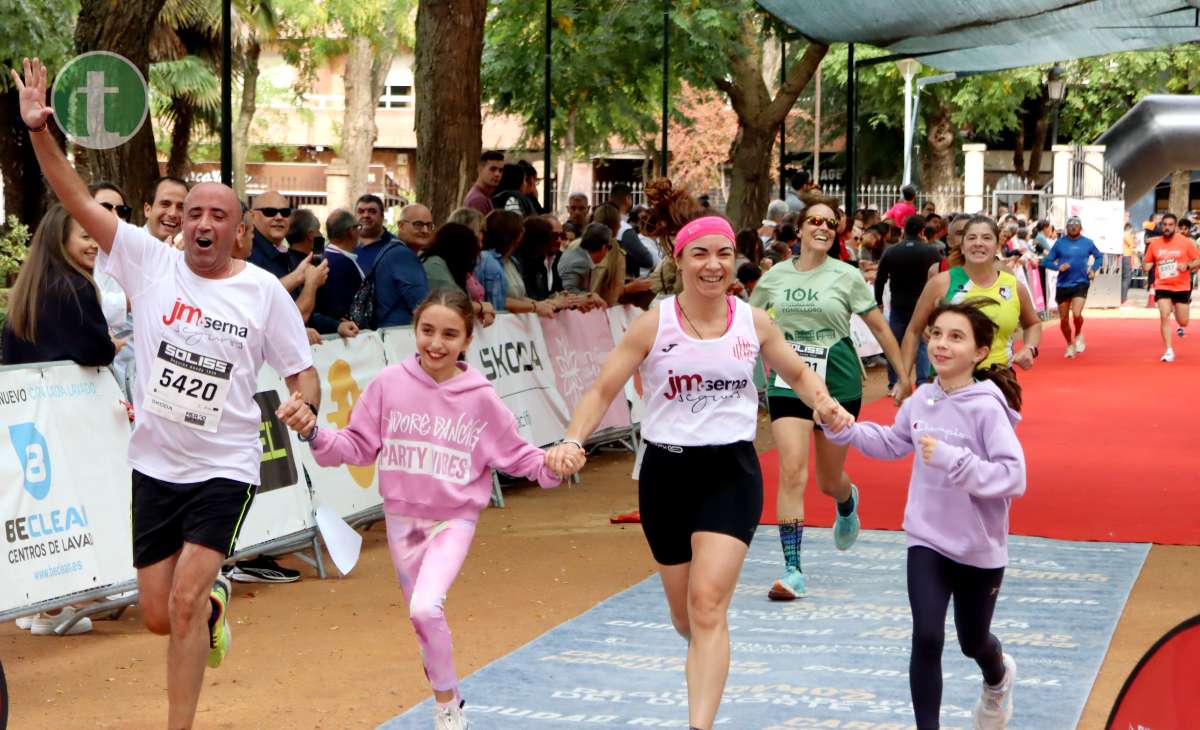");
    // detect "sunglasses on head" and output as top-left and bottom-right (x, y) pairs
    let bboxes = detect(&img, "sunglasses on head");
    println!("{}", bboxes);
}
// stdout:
(255, 207), (292, 218)
(804, 215), (838, 230)
(100, 201), (132, 221)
